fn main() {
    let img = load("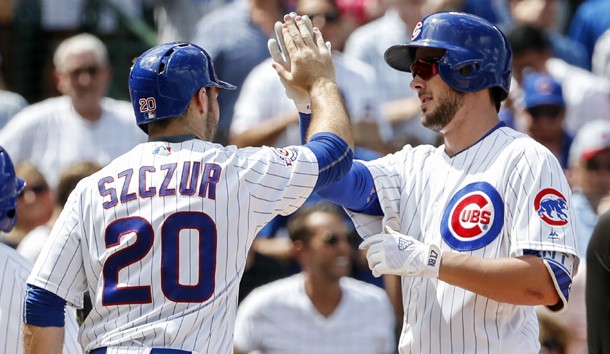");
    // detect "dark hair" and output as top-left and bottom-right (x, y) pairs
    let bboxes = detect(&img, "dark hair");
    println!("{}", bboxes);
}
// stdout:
(506, 24), (551, 55)
(57, 161), (102, 207)
(490, 87), (504, 112)
(287, 203), (344, 243)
